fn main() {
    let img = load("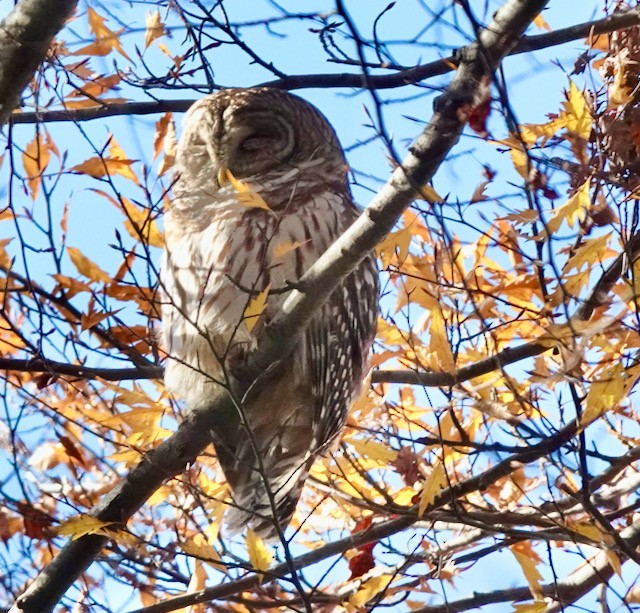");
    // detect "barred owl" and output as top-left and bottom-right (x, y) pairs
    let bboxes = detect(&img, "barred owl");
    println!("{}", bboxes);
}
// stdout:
(161, 88), (378, 539)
